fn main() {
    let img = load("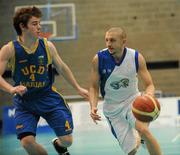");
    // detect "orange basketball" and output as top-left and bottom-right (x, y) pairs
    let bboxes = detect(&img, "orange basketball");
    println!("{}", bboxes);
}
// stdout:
(132, 95), (161, 122)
